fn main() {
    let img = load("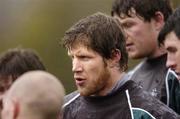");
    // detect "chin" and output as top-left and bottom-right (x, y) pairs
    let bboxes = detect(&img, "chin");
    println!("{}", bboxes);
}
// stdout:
(176, 73), (180, 80)
(78, 89), (89, 96)
(128, 52), (145, 59)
